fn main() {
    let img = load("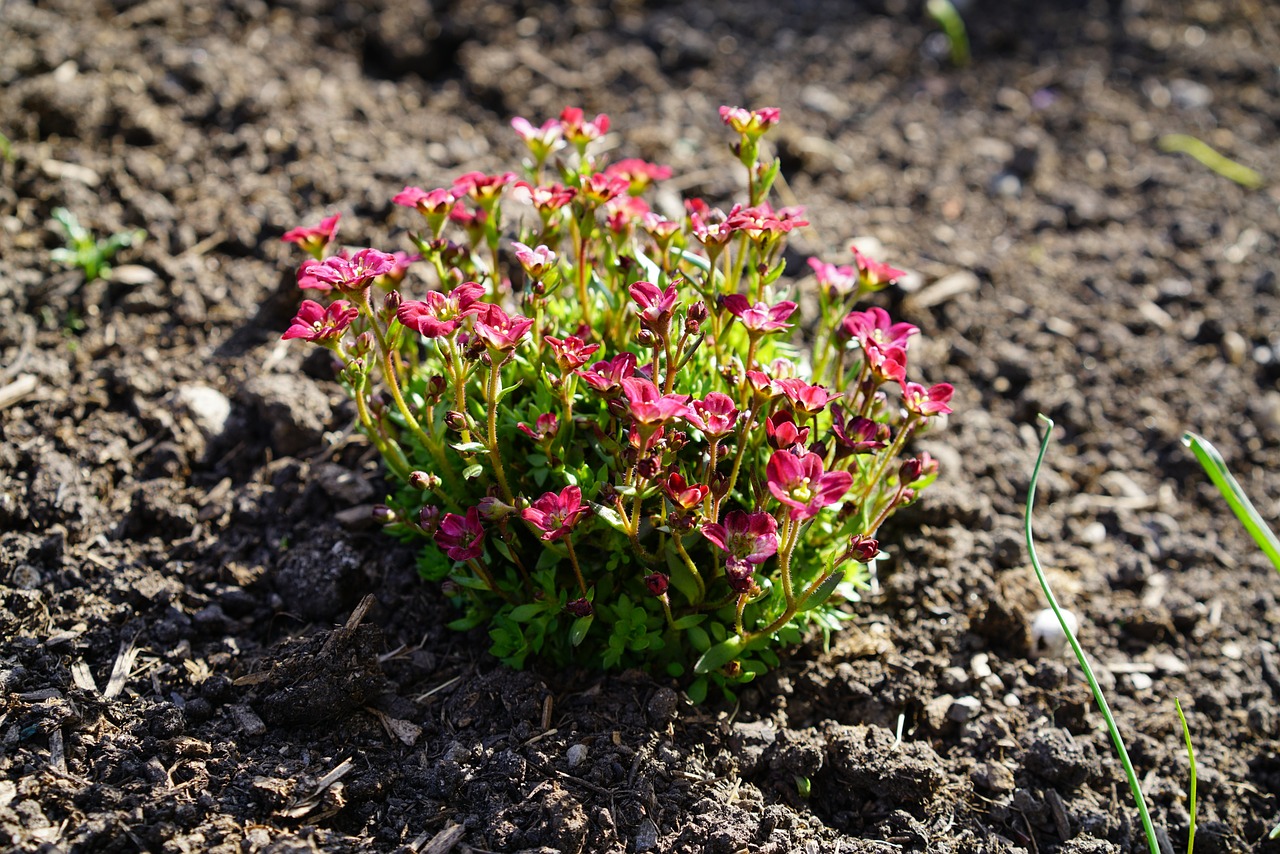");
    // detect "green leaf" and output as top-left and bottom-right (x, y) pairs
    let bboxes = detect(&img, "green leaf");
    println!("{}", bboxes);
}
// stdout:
(686, 677), (708, 704)
(570, 614), (594, 647)
(451, 441), (489, 453)
(452, 573), (492, 591)
(666, 549), (702, 606)
(686, 625), (710, 652)
(1182, 431), (1280, 577)
(797, 572), (843, 612)
(446, 612), (485, 631)
(509, 603), (543, 622)
(670, 614), (706, 631)
(675, 248), (711, 273)
(592, 503), (627, 532)
(461, 463), (485, 480)
(693, 634), (744, 675)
